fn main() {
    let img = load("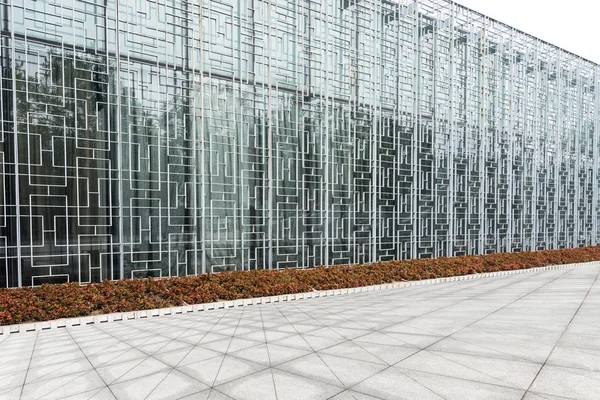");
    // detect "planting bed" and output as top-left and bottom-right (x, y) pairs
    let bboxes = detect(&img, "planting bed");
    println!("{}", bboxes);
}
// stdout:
(2, 247), (600, 326)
